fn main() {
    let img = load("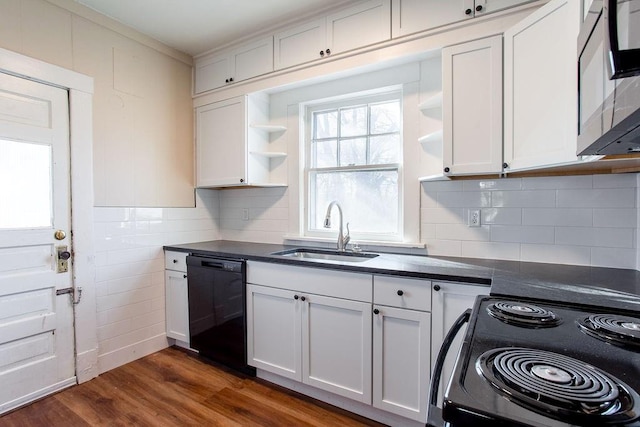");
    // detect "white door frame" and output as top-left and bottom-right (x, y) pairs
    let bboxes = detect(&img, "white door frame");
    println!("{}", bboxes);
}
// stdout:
(0, 47), (98, 383)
